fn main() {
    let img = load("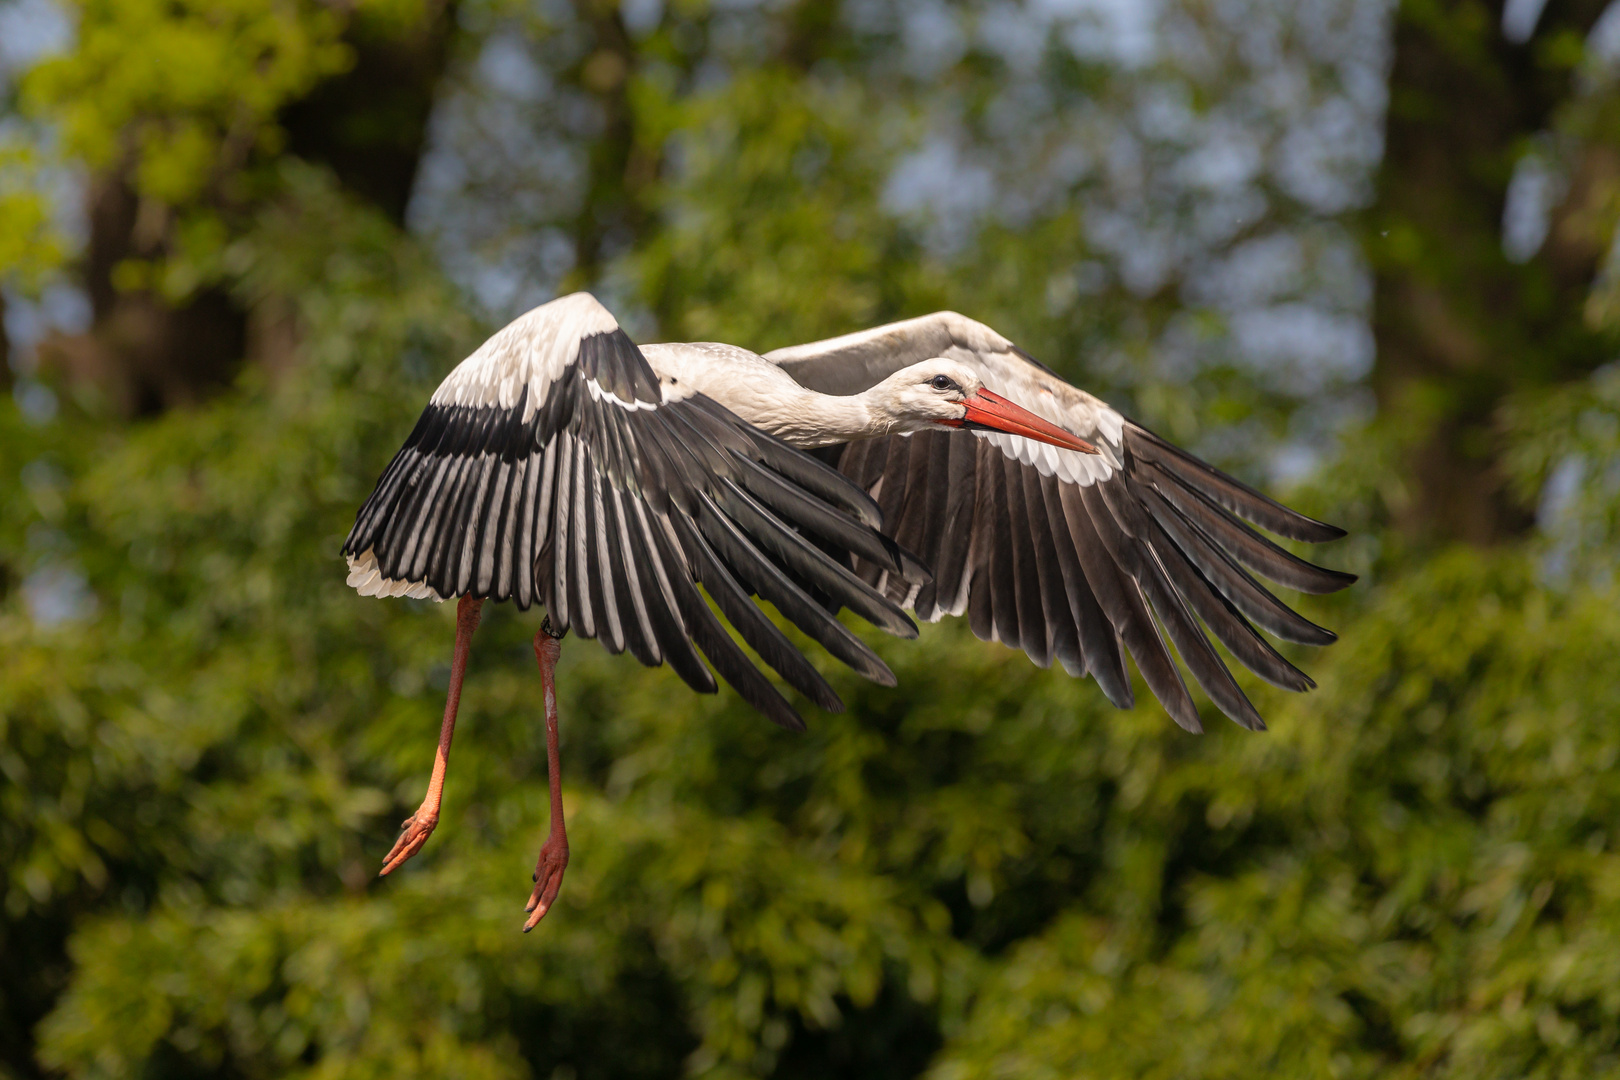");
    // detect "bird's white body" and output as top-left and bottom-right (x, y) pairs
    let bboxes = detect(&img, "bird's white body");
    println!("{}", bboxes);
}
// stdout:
(643, 341), (871, 444)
